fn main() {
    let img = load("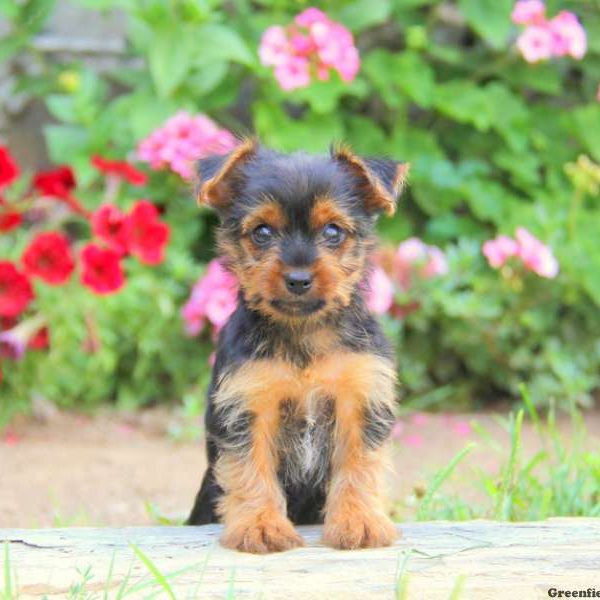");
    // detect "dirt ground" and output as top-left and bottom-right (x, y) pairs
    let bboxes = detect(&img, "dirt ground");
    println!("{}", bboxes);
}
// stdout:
(1, 406), (599, 528)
